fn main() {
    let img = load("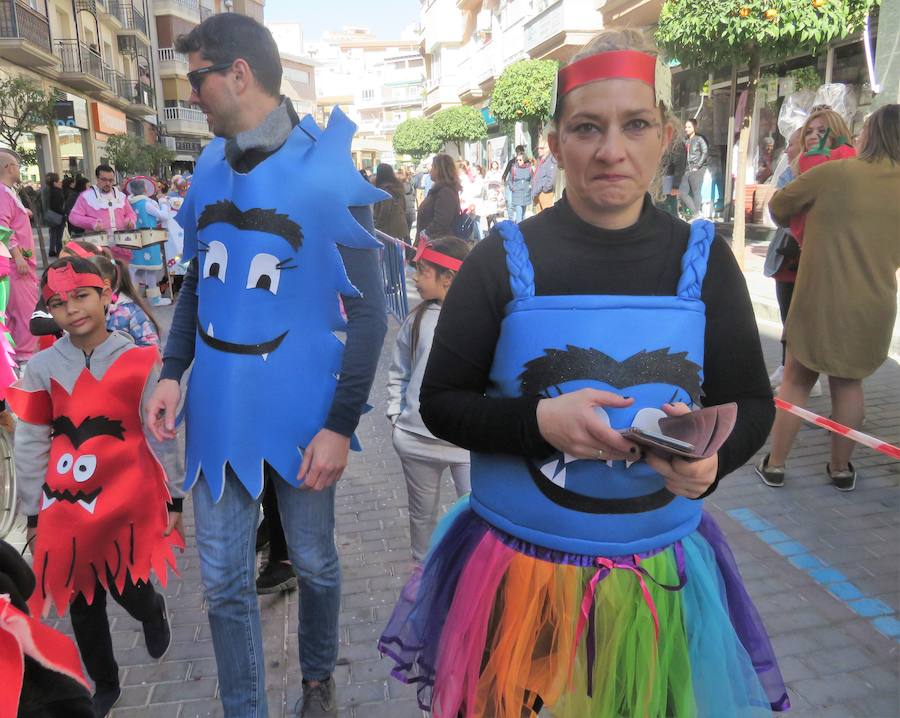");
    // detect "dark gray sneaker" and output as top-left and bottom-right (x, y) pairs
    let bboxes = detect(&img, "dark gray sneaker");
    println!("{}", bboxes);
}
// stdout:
(297, 677), (337, 717)
(754, 454), (785, 488)
(827, 462), (857, 492)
